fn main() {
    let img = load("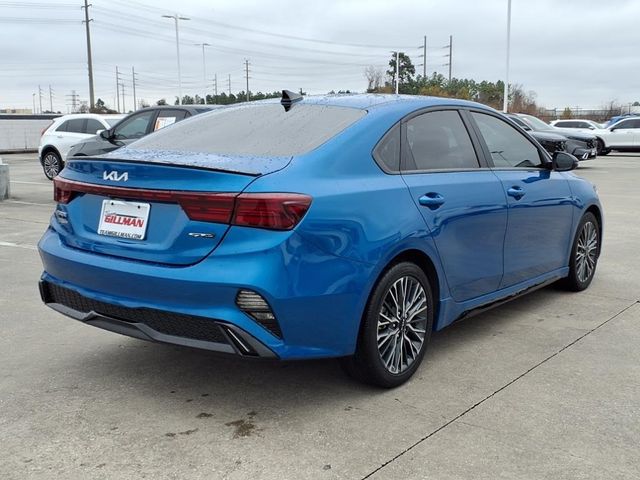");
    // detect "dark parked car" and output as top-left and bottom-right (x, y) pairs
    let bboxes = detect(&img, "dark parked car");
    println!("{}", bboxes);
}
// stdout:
(67, 105), (215, 158)
(507, 114), (597, 160)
